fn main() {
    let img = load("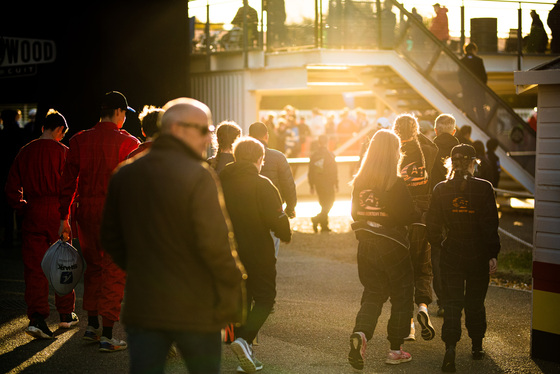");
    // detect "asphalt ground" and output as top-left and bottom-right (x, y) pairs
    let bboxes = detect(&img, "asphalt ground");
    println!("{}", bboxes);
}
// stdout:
(1, 212), (558, 374)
